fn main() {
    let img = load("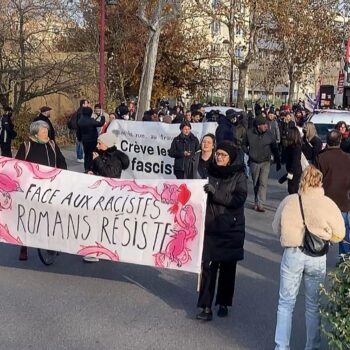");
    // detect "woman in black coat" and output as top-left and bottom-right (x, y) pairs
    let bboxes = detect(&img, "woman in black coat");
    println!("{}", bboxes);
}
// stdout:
(190, 133), (215, 179)
(83, 132), (129, 263)
(92, 132), (129, 179)
(16, 120), (67, 261)
(301, 122), (322, 164)
(196, 141), (247, 321)
(168, 121), (200, 179)
(283, 127), (302, 194)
